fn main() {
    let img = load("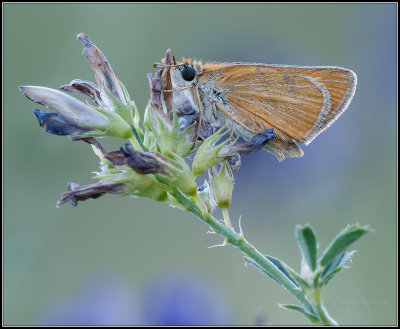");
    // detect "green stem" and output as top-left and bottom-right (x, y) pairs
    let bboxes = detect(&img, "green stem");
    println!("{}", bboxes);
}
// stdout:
(313, 286), (338, 326)
(189, 193), (209, 219)
(171, 187), (340, 325)
(171, 188), (317, 317)
(221, 207), (233, 229)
